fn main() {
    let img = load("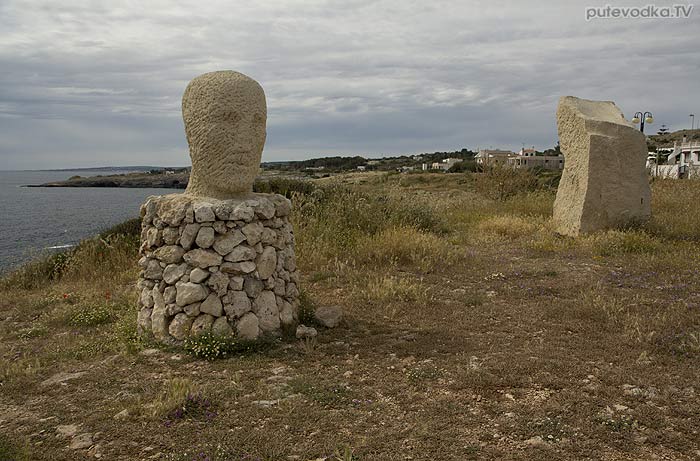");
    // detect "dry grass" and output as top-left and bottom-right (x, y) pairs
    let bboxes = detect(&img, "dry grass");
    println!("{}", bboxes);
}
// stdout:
(1, 172), (699, 460)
